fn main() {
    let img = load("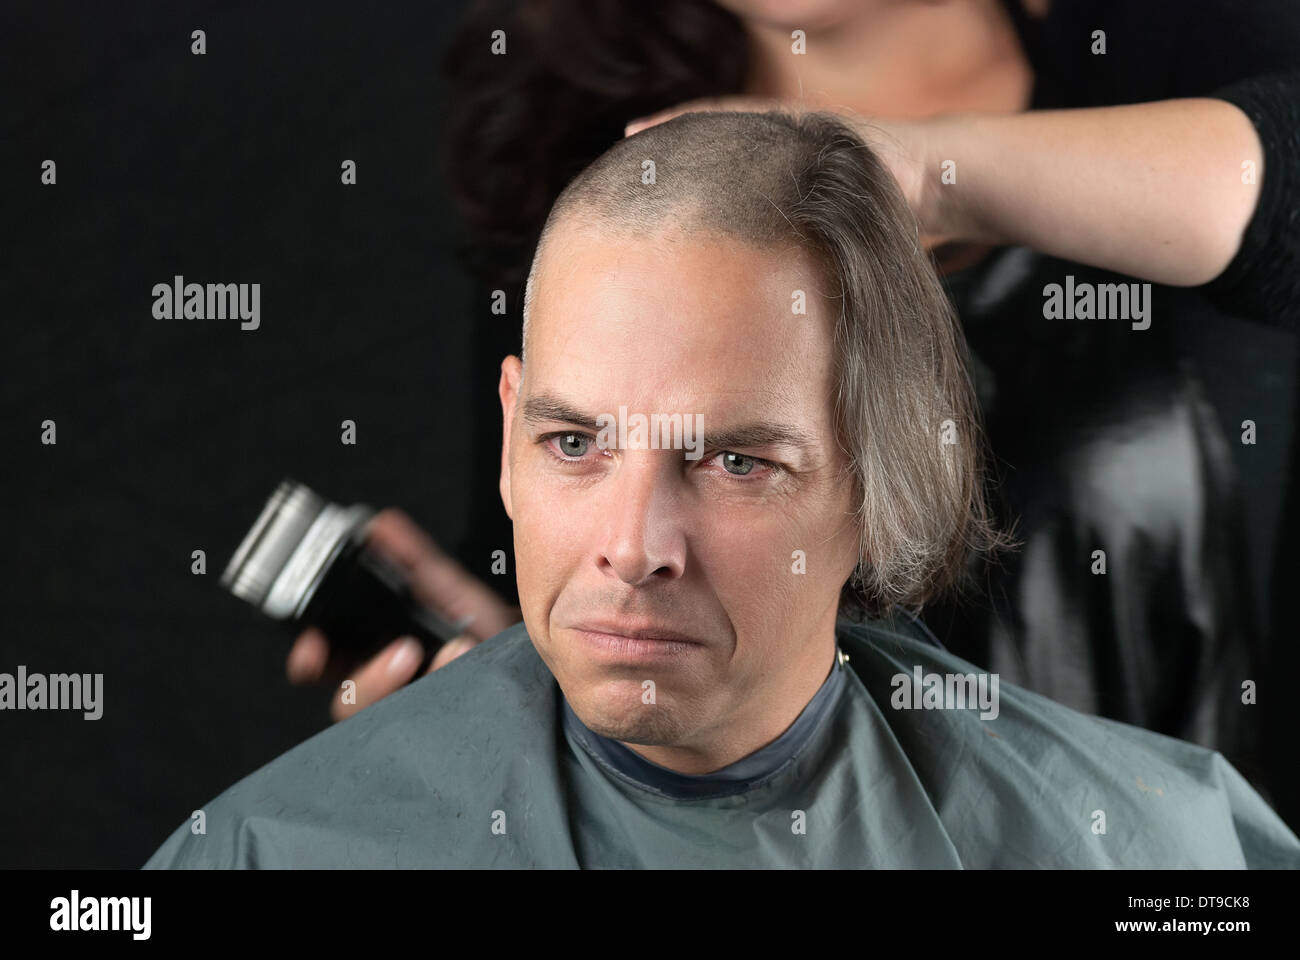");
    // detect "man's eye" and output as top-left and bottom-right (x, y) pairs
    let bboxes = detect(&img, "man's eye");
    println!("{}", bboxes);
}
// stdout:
(545, 432), (593, 459)
(541, 432), (774, 479)
(719, 452), (758, 476)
